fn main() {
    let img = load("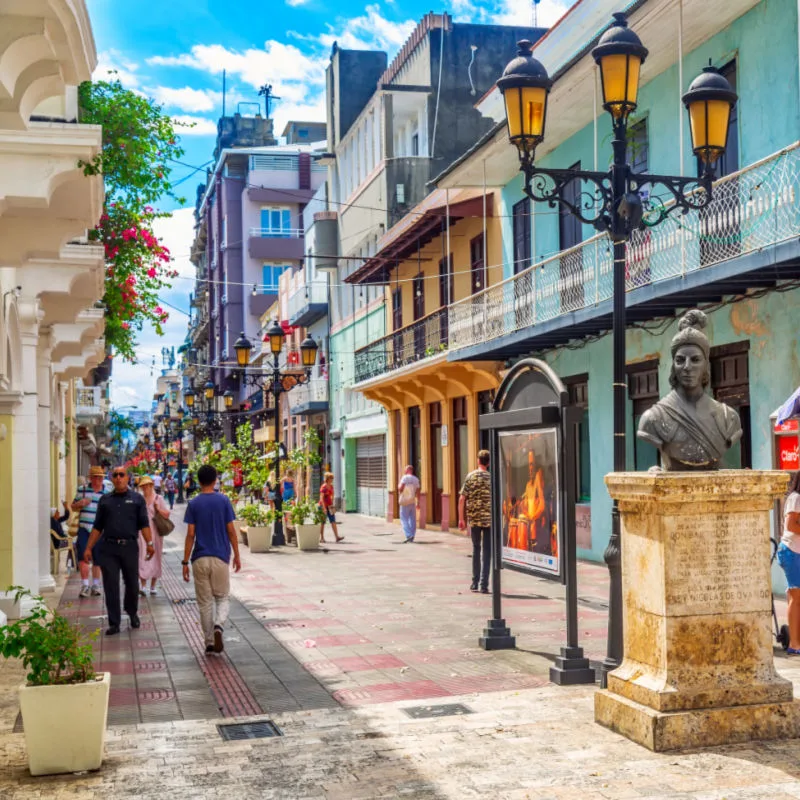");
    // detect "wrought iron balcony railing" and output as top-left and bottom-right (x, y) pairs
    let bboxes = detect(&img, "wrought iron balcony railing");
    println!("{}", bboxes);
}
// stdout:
(354, 307), (448, 384)
(449, 142), (800, 352)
